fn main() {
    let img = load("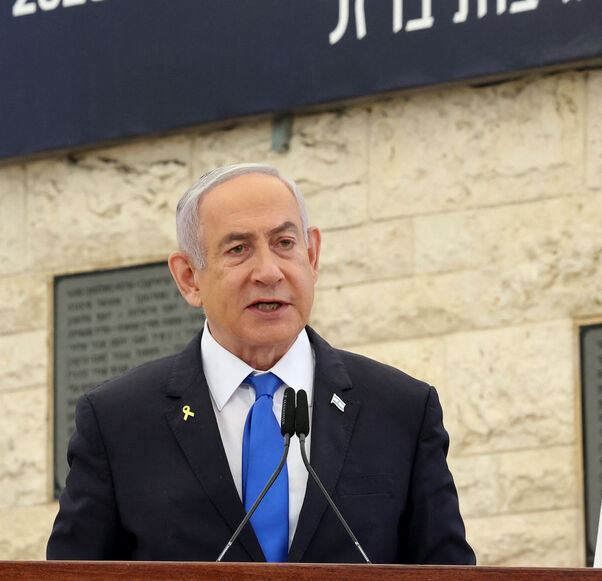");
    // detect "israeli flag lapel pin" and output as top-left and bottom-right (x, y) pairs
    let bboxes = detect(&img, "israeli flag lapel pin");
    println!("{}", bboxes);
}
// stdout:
(330, 393), (346, 413)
